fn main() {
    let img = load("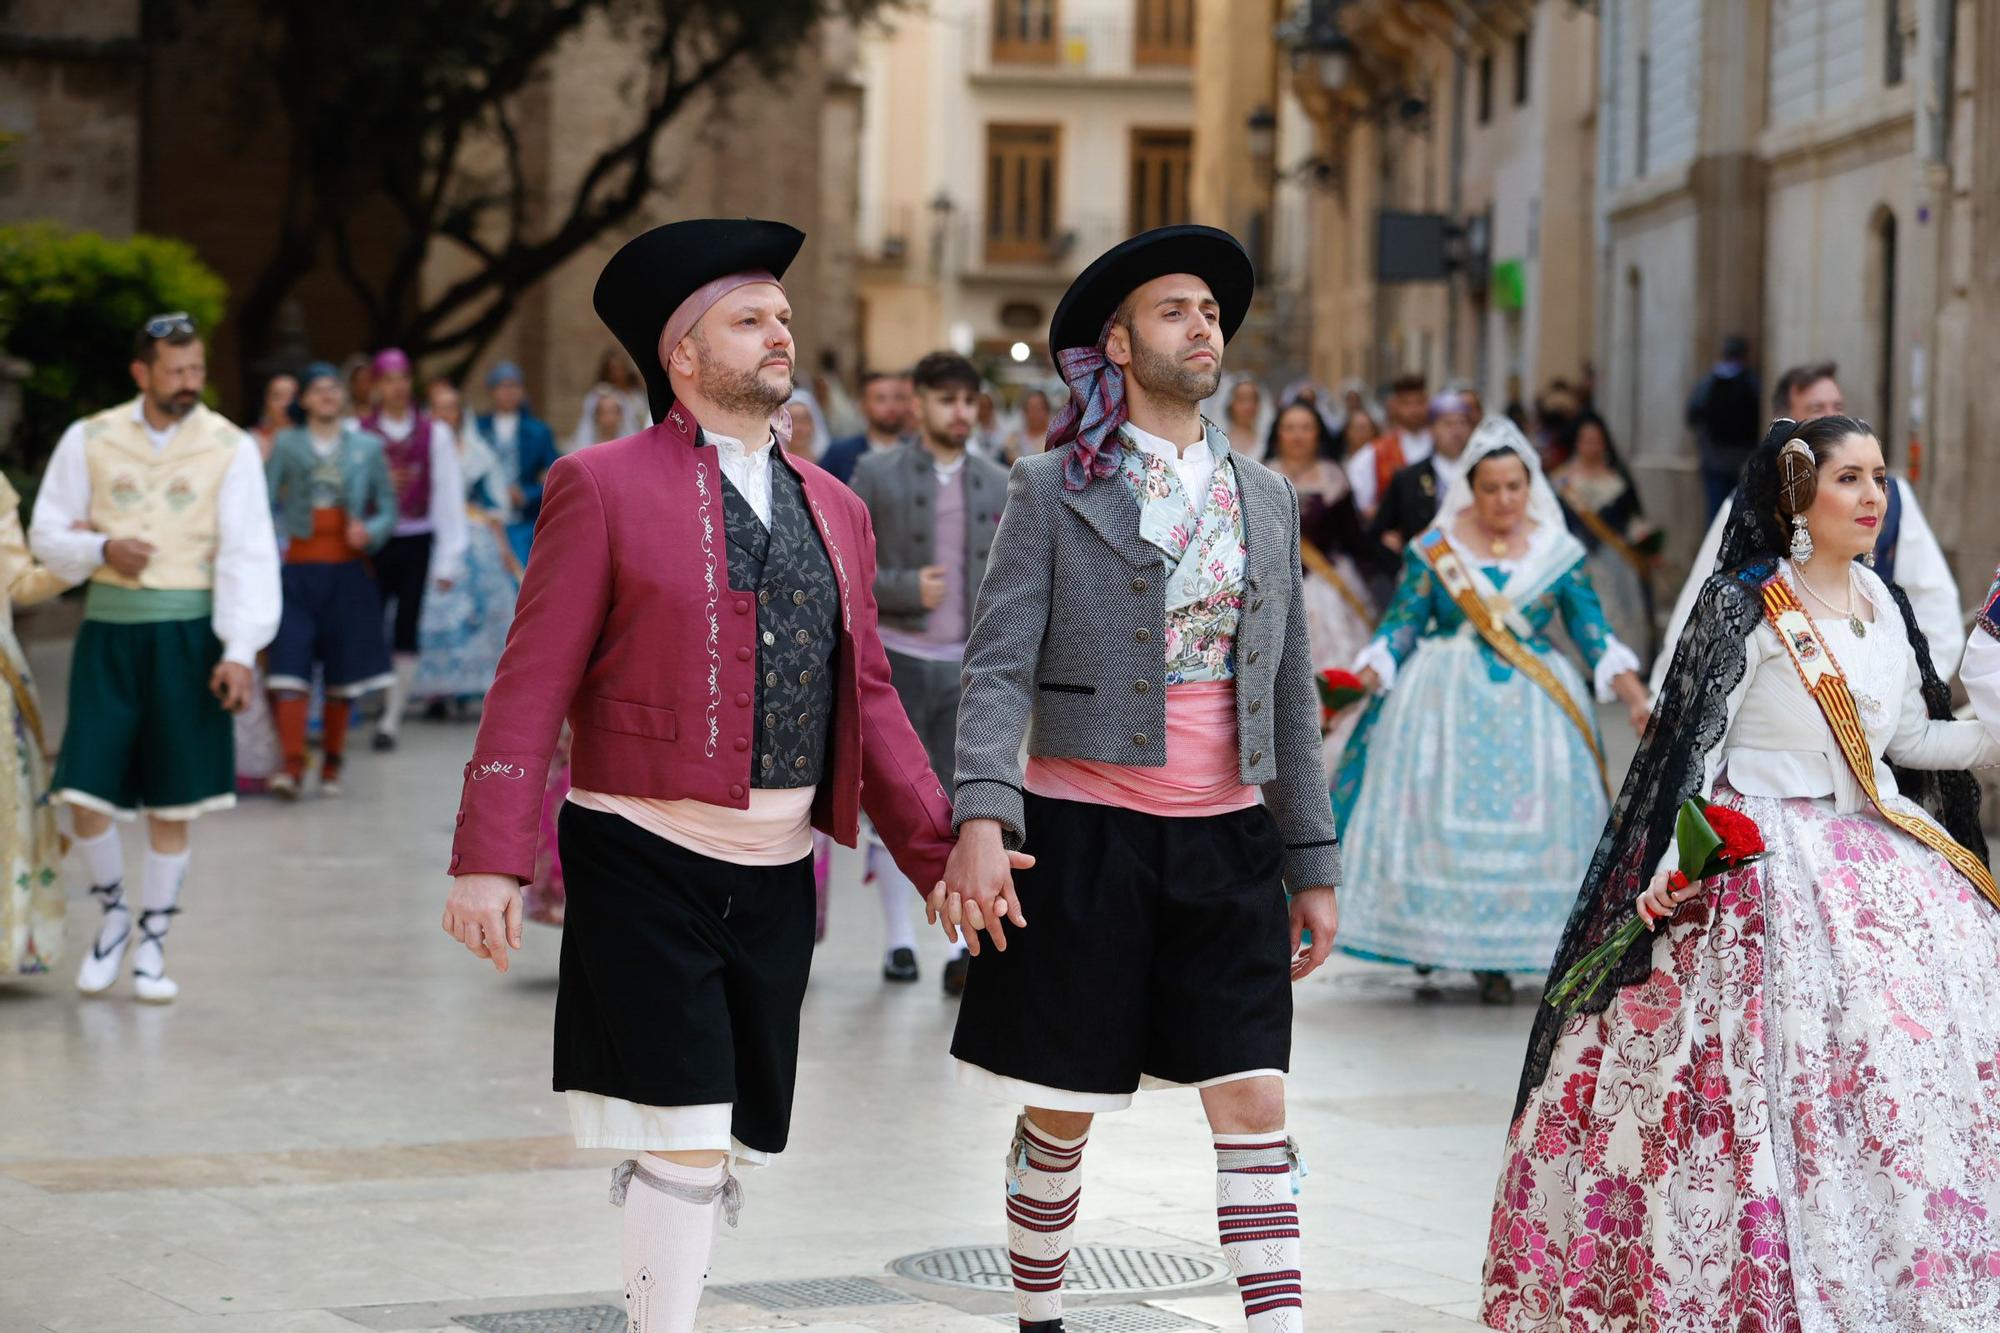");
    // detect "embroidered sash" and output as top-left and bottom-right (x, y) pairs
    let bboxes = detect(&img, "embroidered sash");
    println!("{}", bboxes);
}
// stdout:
(1415, 529), (1611, 798)
(1760, 575), (2000, 910)
(1300, 540), (1376, 627)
